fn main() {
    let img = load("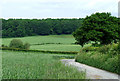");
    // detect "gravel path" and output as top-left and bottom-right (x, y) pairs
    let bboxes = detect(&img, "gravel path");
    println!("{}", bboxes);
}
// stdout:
(61, 59), (120, 80)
